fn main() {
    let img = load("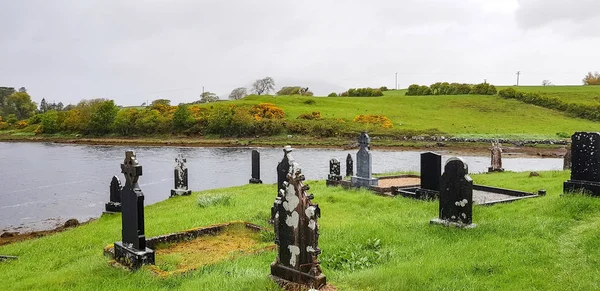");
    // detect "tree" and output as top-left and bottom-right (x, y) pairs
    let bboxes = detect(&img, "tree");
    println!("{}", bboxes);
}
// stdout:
(113, 108), (139, 135)
(5, 91), (37, 120)
(87, 100), (119, 135)
(0, 87), (15, 111)
(18, 87), (27, 93)
(172, 104), (195, 132)
(40, 110), (60, 133)
(542, 80), (553, 86)
(199, 92), (219, 103)
(39, 98), (48, 113)
(251, 77), (275, 95)
(229, 87), (248, 100)
(276, 86), (313, 96)
(150, 99), (171, 107)
(582, 71), (600, 85)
